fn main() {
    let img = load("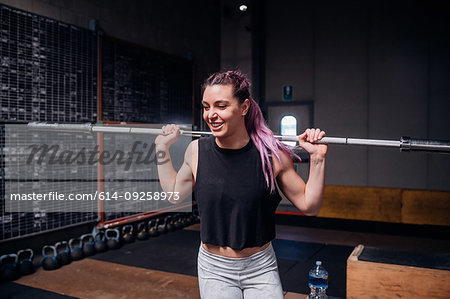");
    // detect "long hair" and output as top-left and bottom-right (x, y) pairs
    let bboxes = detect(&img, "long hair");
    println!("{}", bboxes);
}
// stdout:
(202, 70), (300, 192)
